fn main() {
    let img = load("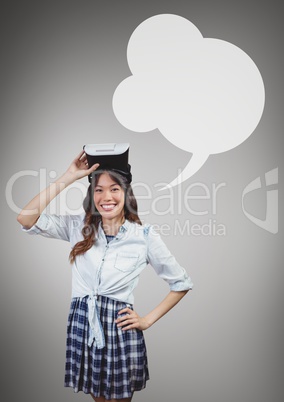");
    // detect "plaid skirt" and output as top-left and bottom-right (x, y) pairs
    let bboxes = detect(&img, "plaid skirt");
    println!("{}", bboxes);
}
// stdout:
(64, 295), (149, 400)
